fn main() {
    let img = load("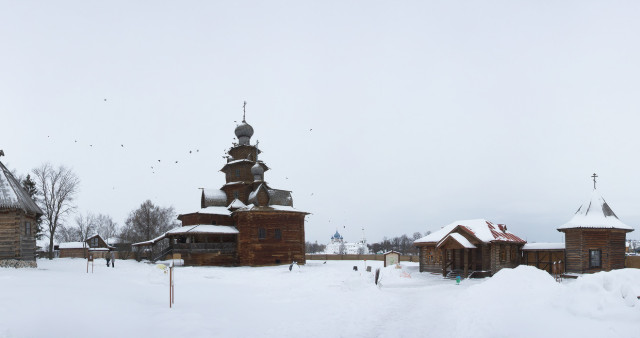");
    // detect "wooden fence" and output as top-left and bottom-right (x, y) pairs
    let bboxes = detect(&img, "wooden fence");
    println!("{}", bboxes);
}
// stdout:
(306, 254), (418, 262)
(626, 255), (640, 269)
